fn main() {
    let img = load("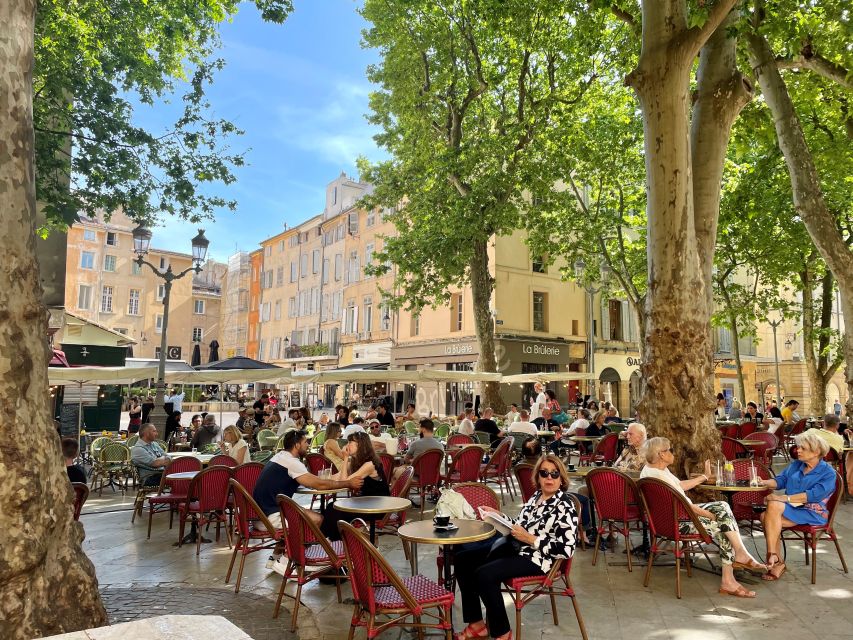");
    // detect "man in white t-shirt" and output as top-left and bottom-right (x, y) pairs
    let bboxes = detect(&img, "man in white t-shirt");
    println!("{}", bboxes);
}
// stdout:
(564, 409), (591, 436)
(529, 383), (547, 421)
(456, 408), (475, 436)
(505, 409), (537, 437)
(166, 388), (185, 413)
(342, 422), (366, 438)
